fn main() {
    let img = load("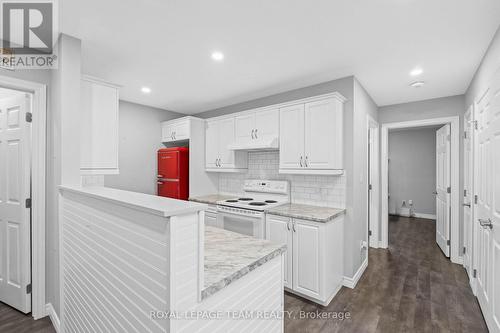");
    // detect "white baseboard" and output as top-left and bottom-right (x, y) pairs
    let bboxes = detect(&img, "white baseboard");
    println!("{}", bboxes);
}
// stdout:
(452, 255), (464, 265)
(45, 303), (60, 333)
(343, 257), (368, 289)
(414, 213), (437, 220)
